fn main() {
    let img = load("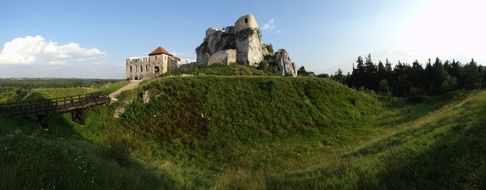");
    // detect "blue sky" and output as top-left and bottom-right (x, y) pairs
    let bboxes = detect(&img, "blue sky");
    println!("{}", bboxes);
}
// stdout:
(0, 0), (484, 78)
